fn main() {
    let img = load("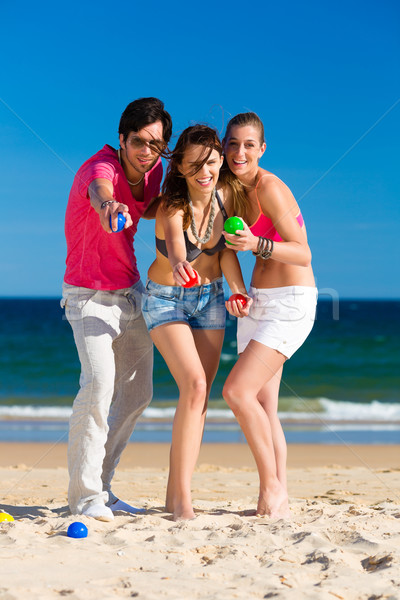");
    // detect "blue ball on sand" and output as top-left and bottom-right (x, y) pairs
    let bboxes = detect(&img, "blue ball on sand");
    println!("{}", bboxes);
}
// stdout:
(67, 522), (88, 539)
